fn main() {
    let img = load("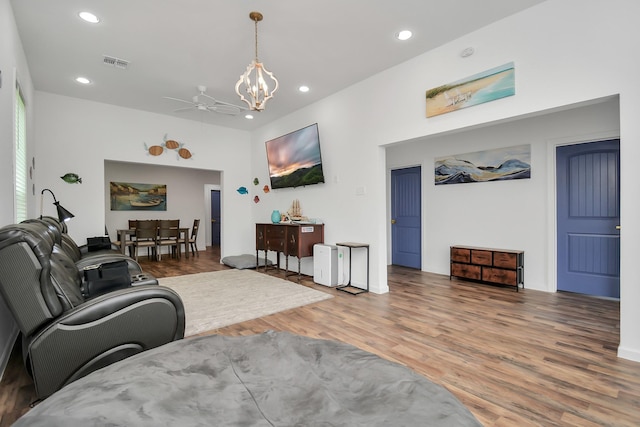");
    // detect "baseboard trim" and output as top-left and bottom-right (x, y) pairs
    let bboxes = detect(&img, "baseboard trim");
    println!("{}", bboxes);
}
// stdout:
(618, 345), (640, 363)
